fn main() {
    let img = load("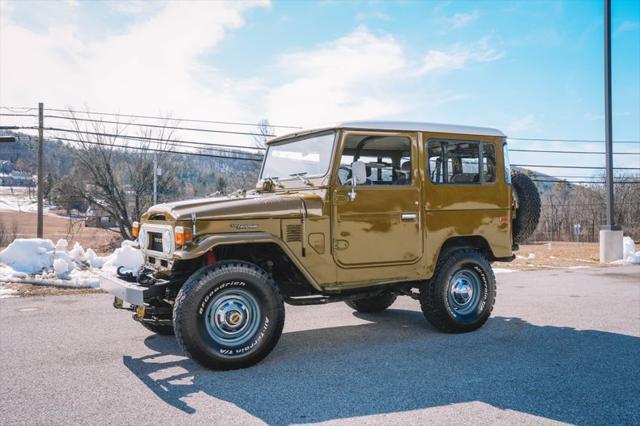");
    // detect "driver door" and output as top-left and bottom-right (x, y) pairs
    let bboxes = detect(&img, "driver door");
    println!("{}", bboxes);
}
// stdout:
(332, 132), (422, 268)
